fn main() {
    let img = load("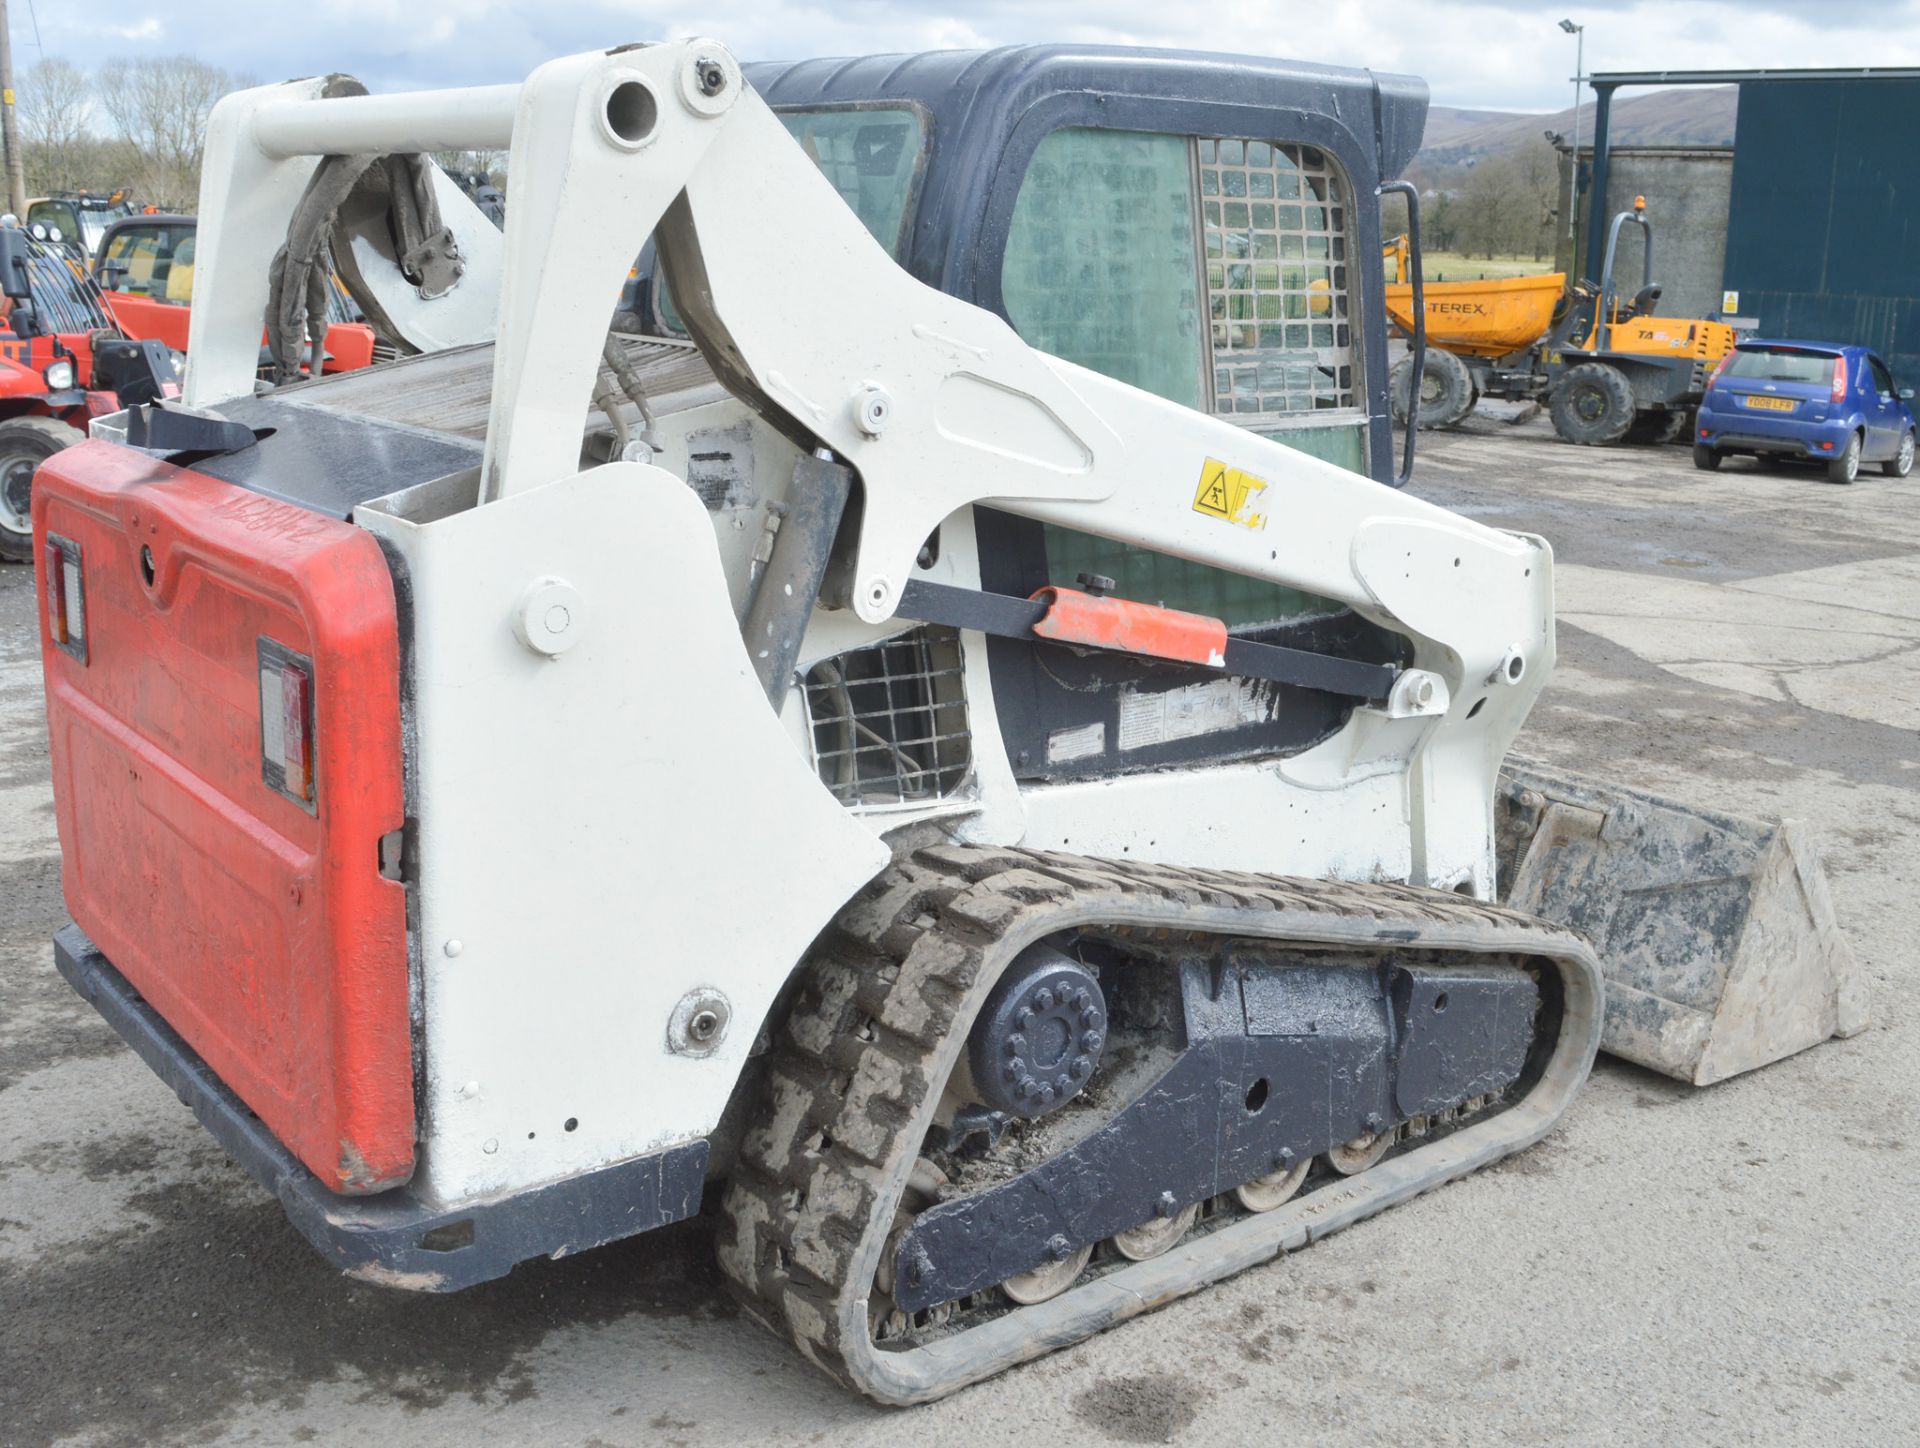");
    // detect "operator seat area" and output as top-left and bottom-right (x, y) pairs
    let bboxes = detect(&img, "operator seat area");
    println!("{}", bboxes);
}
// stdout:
(1620, 283), (1662, 321)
